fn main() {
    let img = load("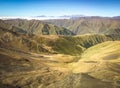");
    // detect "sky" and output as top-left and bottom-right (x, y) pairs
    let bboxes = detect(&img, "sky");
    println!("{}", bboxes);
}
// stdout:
(0, 0), (120, 17)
